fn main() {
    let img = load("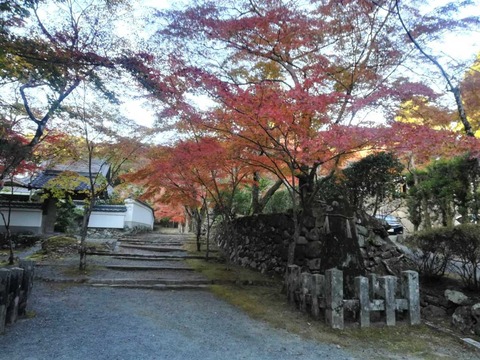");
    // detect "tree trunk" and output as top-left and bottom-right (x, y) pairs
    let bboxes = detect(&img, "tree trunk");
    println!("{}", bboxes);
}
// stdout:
(7, 227), (14, 265)
(251, 172), (261, 214)
(193, 209), (202, 252)
(205, 209), (210, 261)
(251, 173), (283, 215)
(79, 203), (93, 271)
